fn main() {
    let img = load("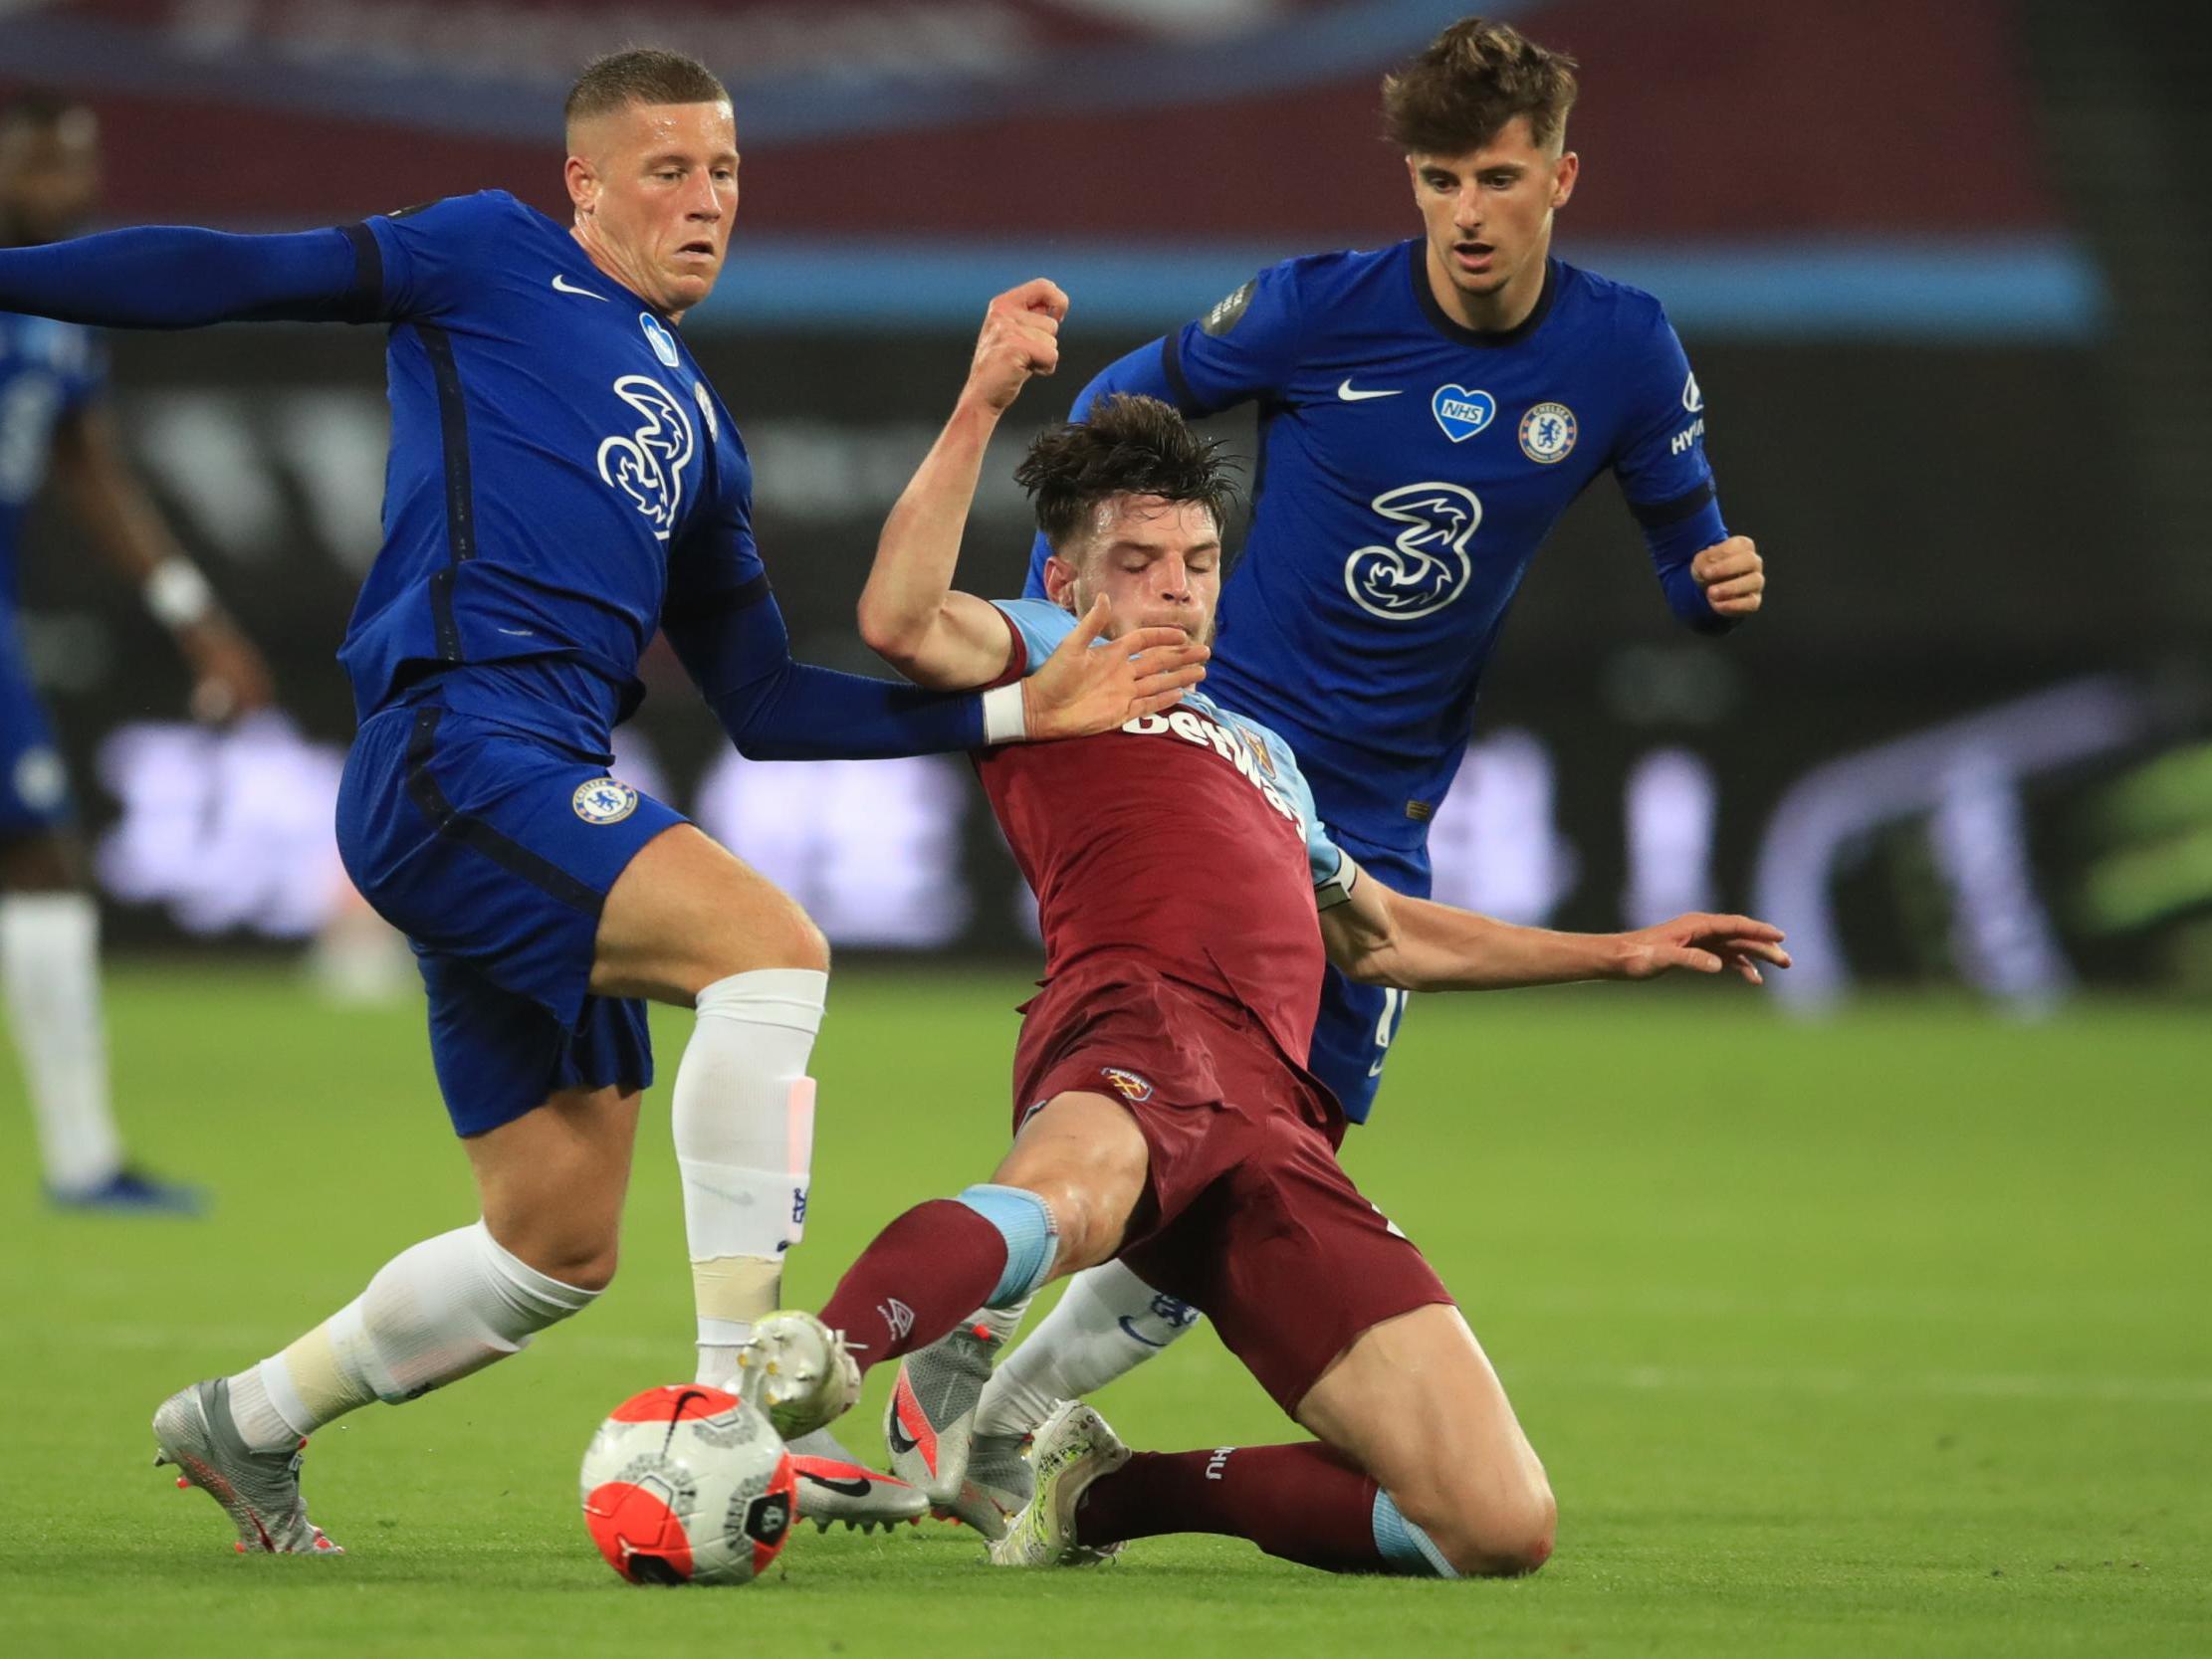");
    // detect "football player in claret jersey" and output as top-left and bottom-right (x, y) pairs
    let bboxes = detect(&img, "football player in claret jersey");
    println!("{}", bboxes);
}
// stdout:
(724, 281), (1785, 1577)
(0, 95), (274, 1213)
(0, 51), (1204, 1551)
(964, 10), (1771, 1483)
